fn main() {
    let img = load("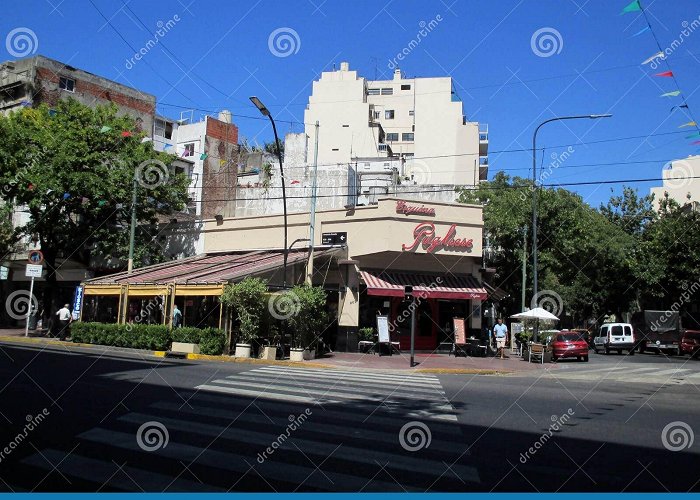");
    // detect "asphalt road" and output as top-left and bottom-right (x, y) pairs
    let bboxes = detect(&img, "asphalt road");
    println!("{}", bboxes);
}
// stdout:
(0, 341), (698, 492)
